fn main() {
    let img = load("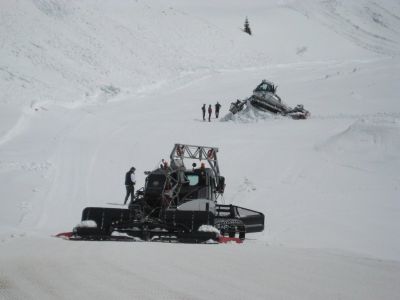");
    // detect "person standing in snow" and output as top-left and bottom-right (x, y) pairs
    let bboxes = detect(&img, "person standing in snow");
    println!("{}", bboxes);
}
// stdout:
(215, 102), (221, 118)
(201, 104), (206, 121)
(208, 104), (212, 122)
(124, 167), (136, 205)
